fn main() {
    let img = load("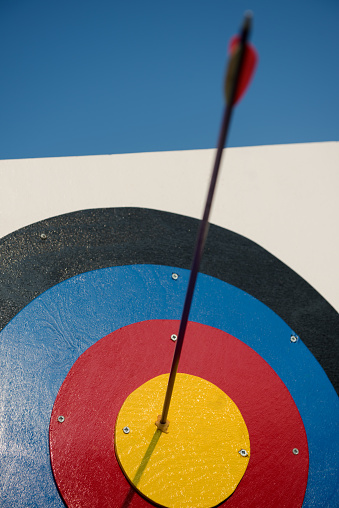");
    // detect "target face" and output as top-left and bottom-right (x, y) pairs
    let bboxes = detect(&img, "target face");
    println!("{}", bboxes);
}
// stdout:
(0, 207), (338, 508)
